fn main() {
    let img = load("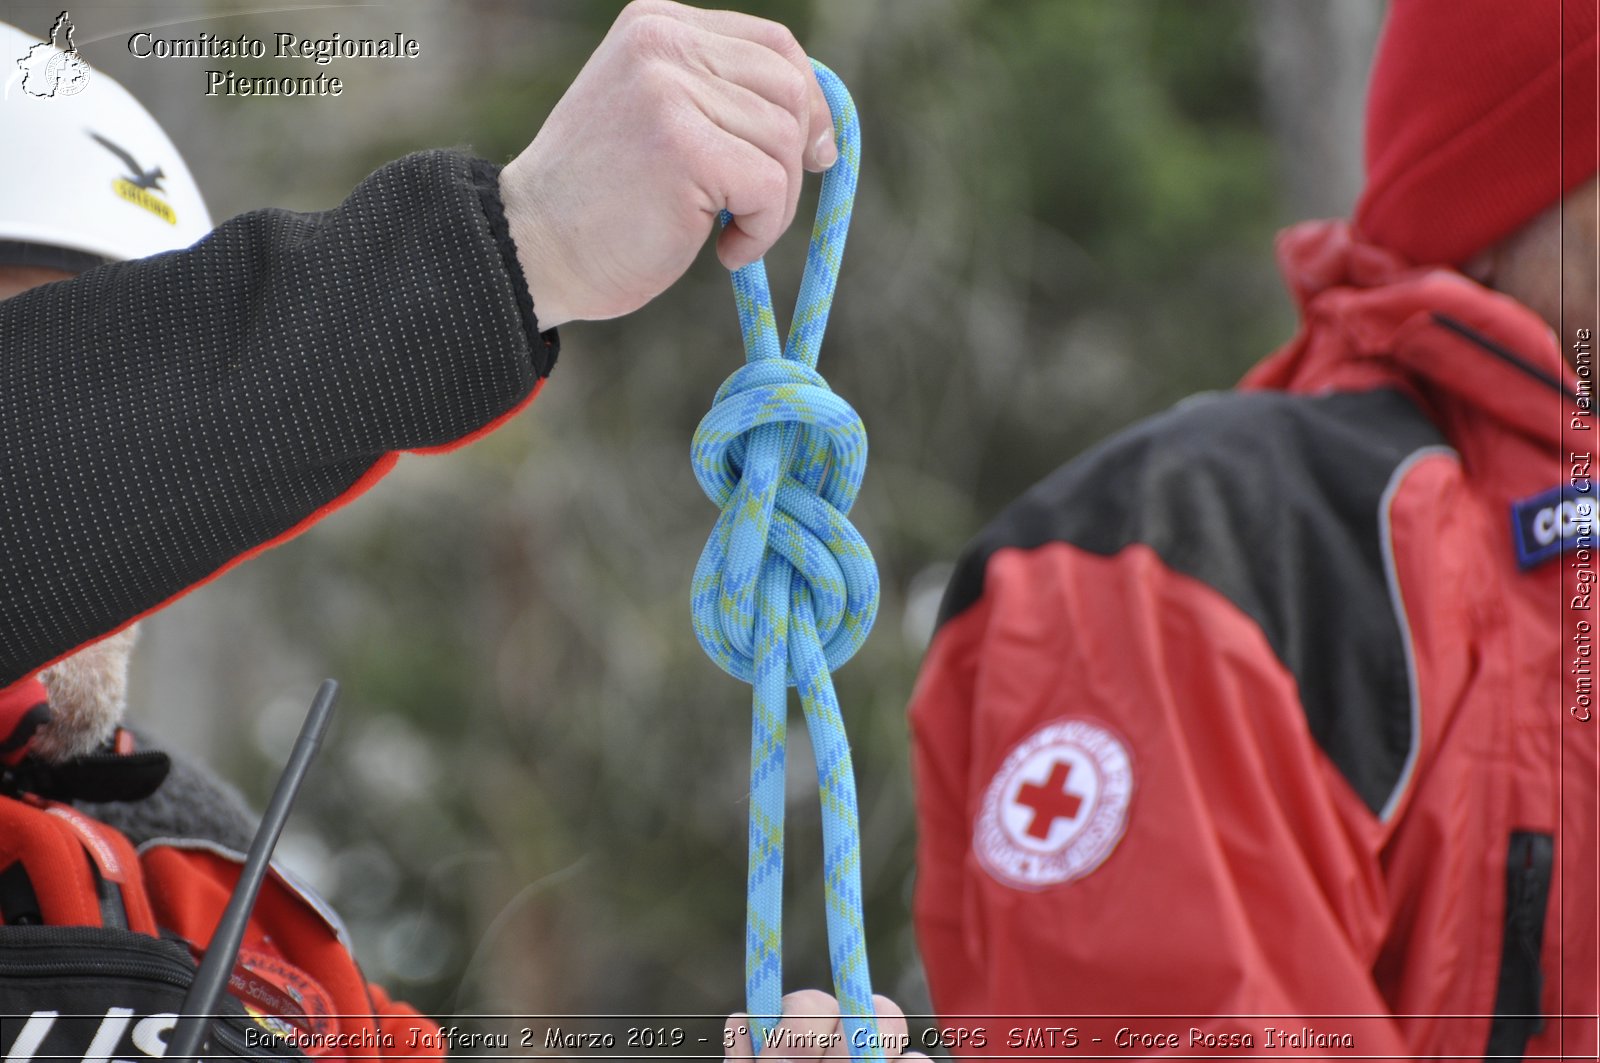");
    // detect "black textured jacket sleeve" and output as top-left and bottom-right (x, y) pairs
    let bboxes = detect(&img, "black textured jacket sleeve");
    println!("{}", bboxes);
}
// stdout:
(0, 150), (558, 686)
